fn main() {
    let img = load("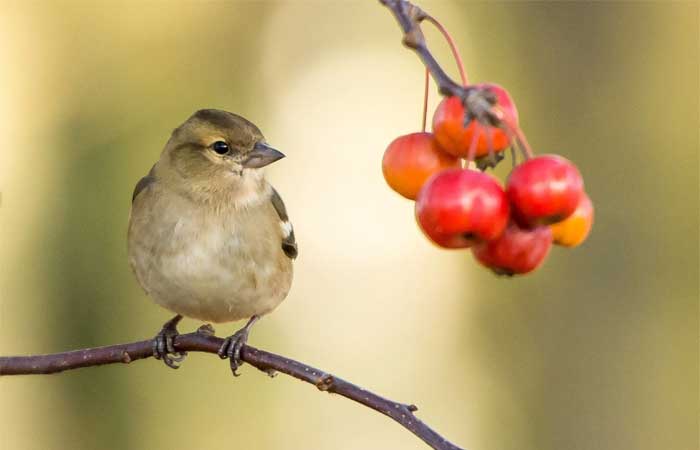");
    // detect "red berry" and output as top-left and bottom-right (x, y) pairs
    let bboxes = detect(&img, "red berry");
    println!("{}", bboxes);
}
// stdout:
(432, 83), (518, 158)
(550, 192), (594, 247)
(472, 223), (552, 275)
(415, 169), (510, 249)
(382, 132), (461, 200)
(507, 155), (584, 227)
